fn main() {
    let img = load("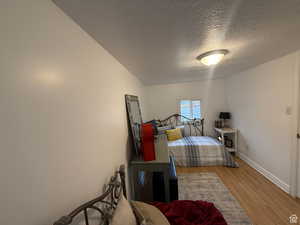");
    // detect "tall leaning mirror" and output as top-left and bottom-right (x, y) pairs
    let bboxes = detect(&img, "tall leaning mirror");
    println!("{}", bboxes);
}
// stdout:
(125, 95), (143, 156)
